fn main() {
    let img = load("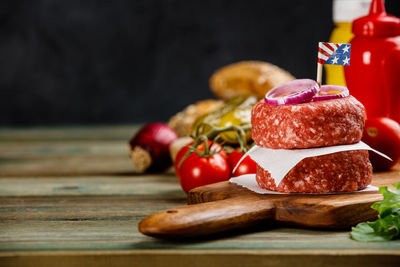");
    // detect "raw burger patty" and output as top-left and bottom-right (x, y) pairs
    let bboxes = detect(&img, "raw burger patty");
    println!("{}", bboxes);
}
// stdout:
(256, 150), (372, 193)
(251, 96), (366, 149)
